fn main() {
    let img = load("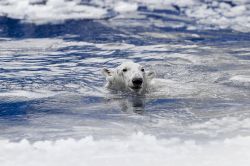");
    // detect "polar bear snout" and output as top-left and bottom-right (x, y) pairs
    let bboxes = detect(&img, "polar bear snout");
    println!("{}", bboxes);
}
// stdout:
(132, 77), (143, 86)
